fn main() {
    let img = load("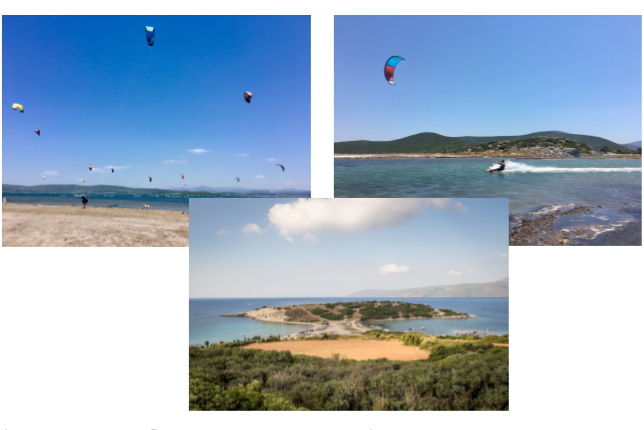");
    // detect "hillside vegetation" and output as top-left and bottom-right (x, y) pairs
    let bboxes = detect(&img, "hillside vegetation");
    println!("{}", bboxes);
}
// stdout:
(280, 301), (468, 322)
(335, 131), (636, 155)
(189, 331), (509, 411)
